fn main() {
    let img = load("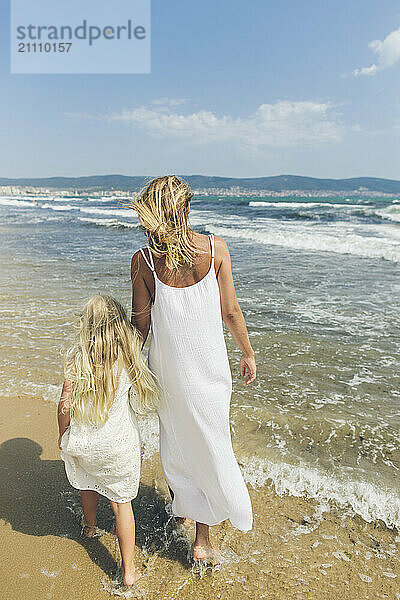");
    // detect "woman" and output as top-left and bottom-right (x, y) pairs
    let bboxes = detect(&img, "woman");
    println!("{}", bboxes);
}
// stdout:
(130, 176), (256, 562)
